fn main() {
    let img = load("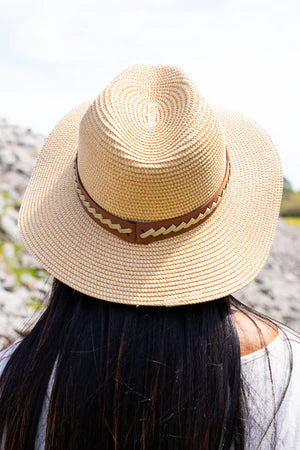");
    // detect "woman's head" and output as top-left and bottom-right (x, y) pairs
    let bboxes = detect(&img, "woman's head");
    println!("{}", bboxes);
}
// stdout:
(17, 64), (283, 307)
